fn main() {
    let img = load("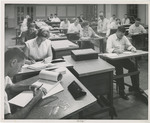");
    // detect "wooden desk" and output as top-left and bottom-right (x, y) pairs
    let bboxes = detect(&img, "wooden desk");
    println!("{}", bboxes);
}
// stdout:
(131, 33), (148, 50)
(99, 50), (148, 60)
(90, 36), (105, 53)
(52, 40), (79, 59)
(63, 56), (116, 118)
(99, 50), (148, 103)
(13, 61), (73, 83)
(15, 68), (97, 119)
(49, 36), (67, 41)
